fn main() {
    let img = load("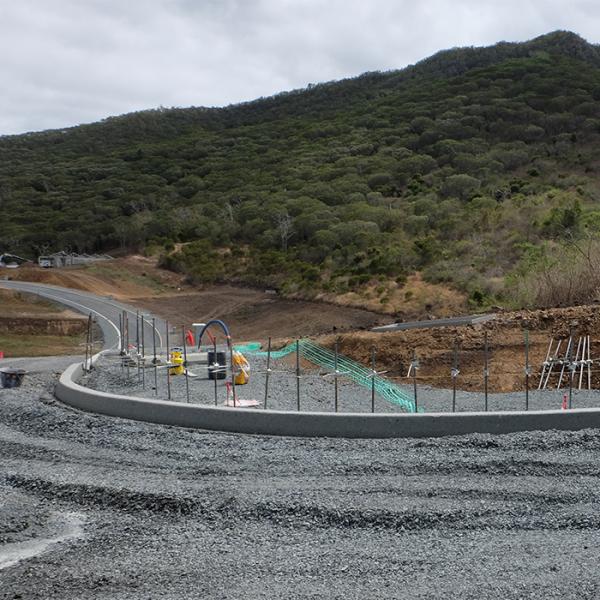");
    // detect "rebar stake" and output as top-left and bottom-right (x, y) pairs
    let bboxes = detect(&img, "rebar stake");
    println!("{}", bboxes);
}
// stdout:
(524, 330), (530, 411)
(371, 346), (376, 414)
(334, 340), (339, 413)
(229, 341), (236, 407)
(452, 340), (459, 413)
(264, 337), (272, 409)
(484, 331), (489, 411)
(118, 313), (123, 366)
(136, 311), (141, 384)
(152, 317), (158, 396)
(125, 313), (130, 380)
(182, 325), (190, 403)
(141, 315), (146, 390)
(165, 320), (171, 401)
(213, 337), (218, 407)
(412, 349), (418, 412)
(296, 340), (301, 412)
